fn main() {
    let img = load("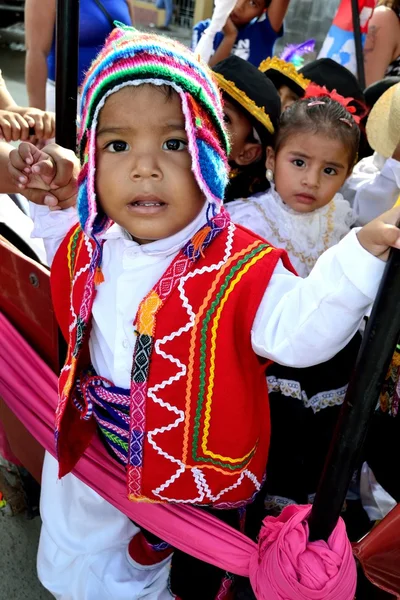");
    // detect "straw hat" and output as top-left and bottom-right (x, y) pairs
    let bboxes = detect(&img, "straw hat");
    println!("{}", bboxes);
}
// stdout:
(366, 82), (400, 158)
